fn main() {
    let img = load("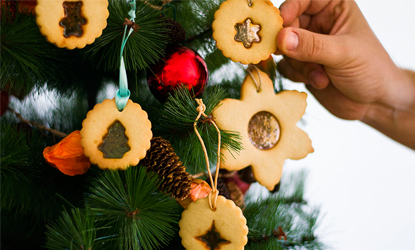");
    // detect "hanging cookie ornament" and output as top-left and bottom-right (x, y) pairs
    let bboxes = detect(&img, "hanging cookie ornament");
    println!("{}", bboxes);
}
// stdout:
(212, 0), (283, 64)
(80, 1), (152, 170)
(35, 0), (109, 49)
(179, 99), (248, 250)
(212, 67), (313, 190)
